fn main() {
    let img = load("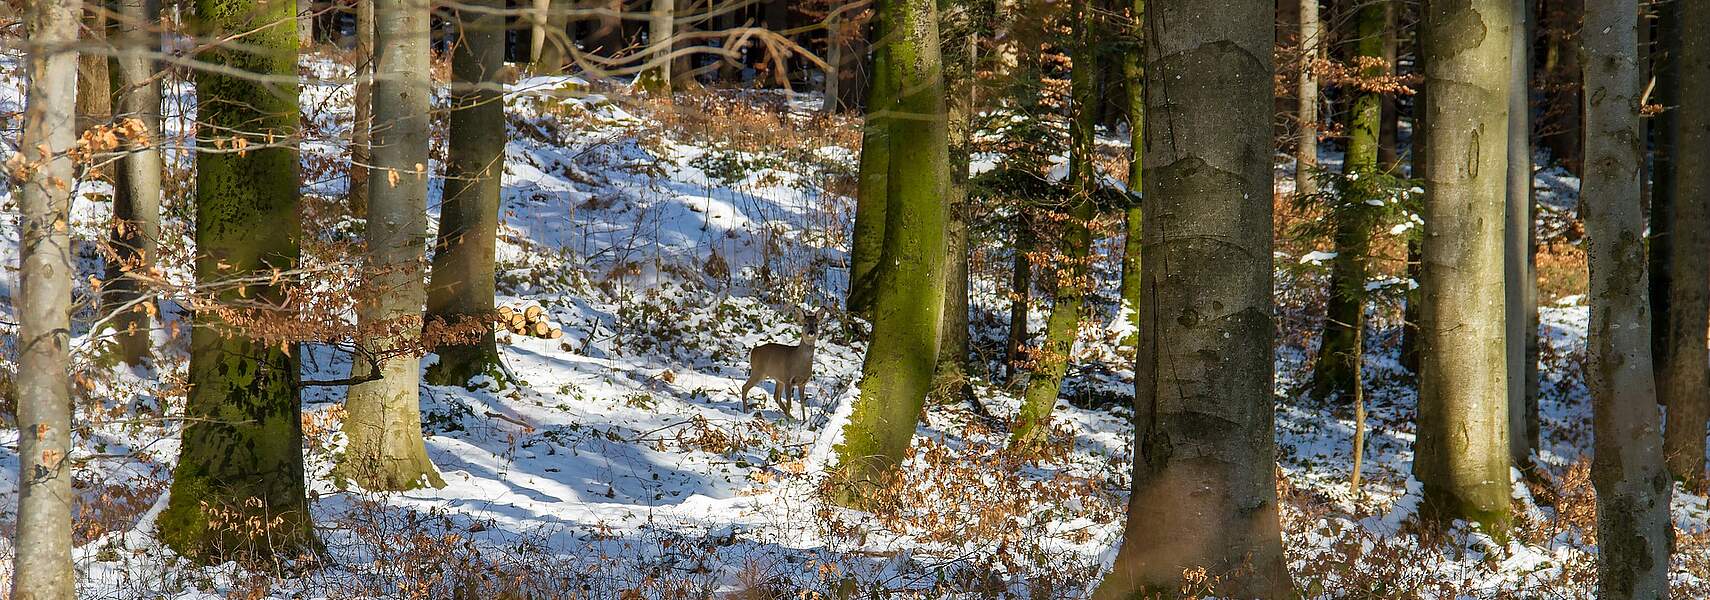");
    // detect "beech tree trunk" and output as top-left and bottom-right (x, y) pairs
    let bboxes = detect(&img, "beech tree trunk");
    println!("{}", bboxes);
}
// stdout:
(1012, 0), (1097, 448)
(641, 0), (675, 93)
(1648, 0), (1679, 379)
(1582, 0), (1671, 593)
(105, 0), (164, 366)
(1662, 0), (1710, 488)
(159, 0), (314, 560)
(831, 0), (949, 503)
(932, 0), (975, 404)
(12, 0), (81, 594)
(339, 0), (445, 492)
(1295, 0), (1318, 196)
(1415, 0), (1513, 533)
(1506, 0), (1536, 465)
(350, 0), (373, 216)
(425, 0), (507, 386)
(846, 16), (893, 317)
(1093, 0), (1288, 596)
